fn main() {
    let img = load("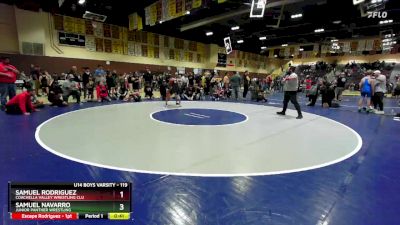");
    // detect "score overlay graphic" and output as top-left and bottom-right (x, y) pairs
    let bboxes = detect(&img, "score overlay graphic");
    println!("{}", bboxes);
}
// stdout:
(8, 182), (132, 220)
